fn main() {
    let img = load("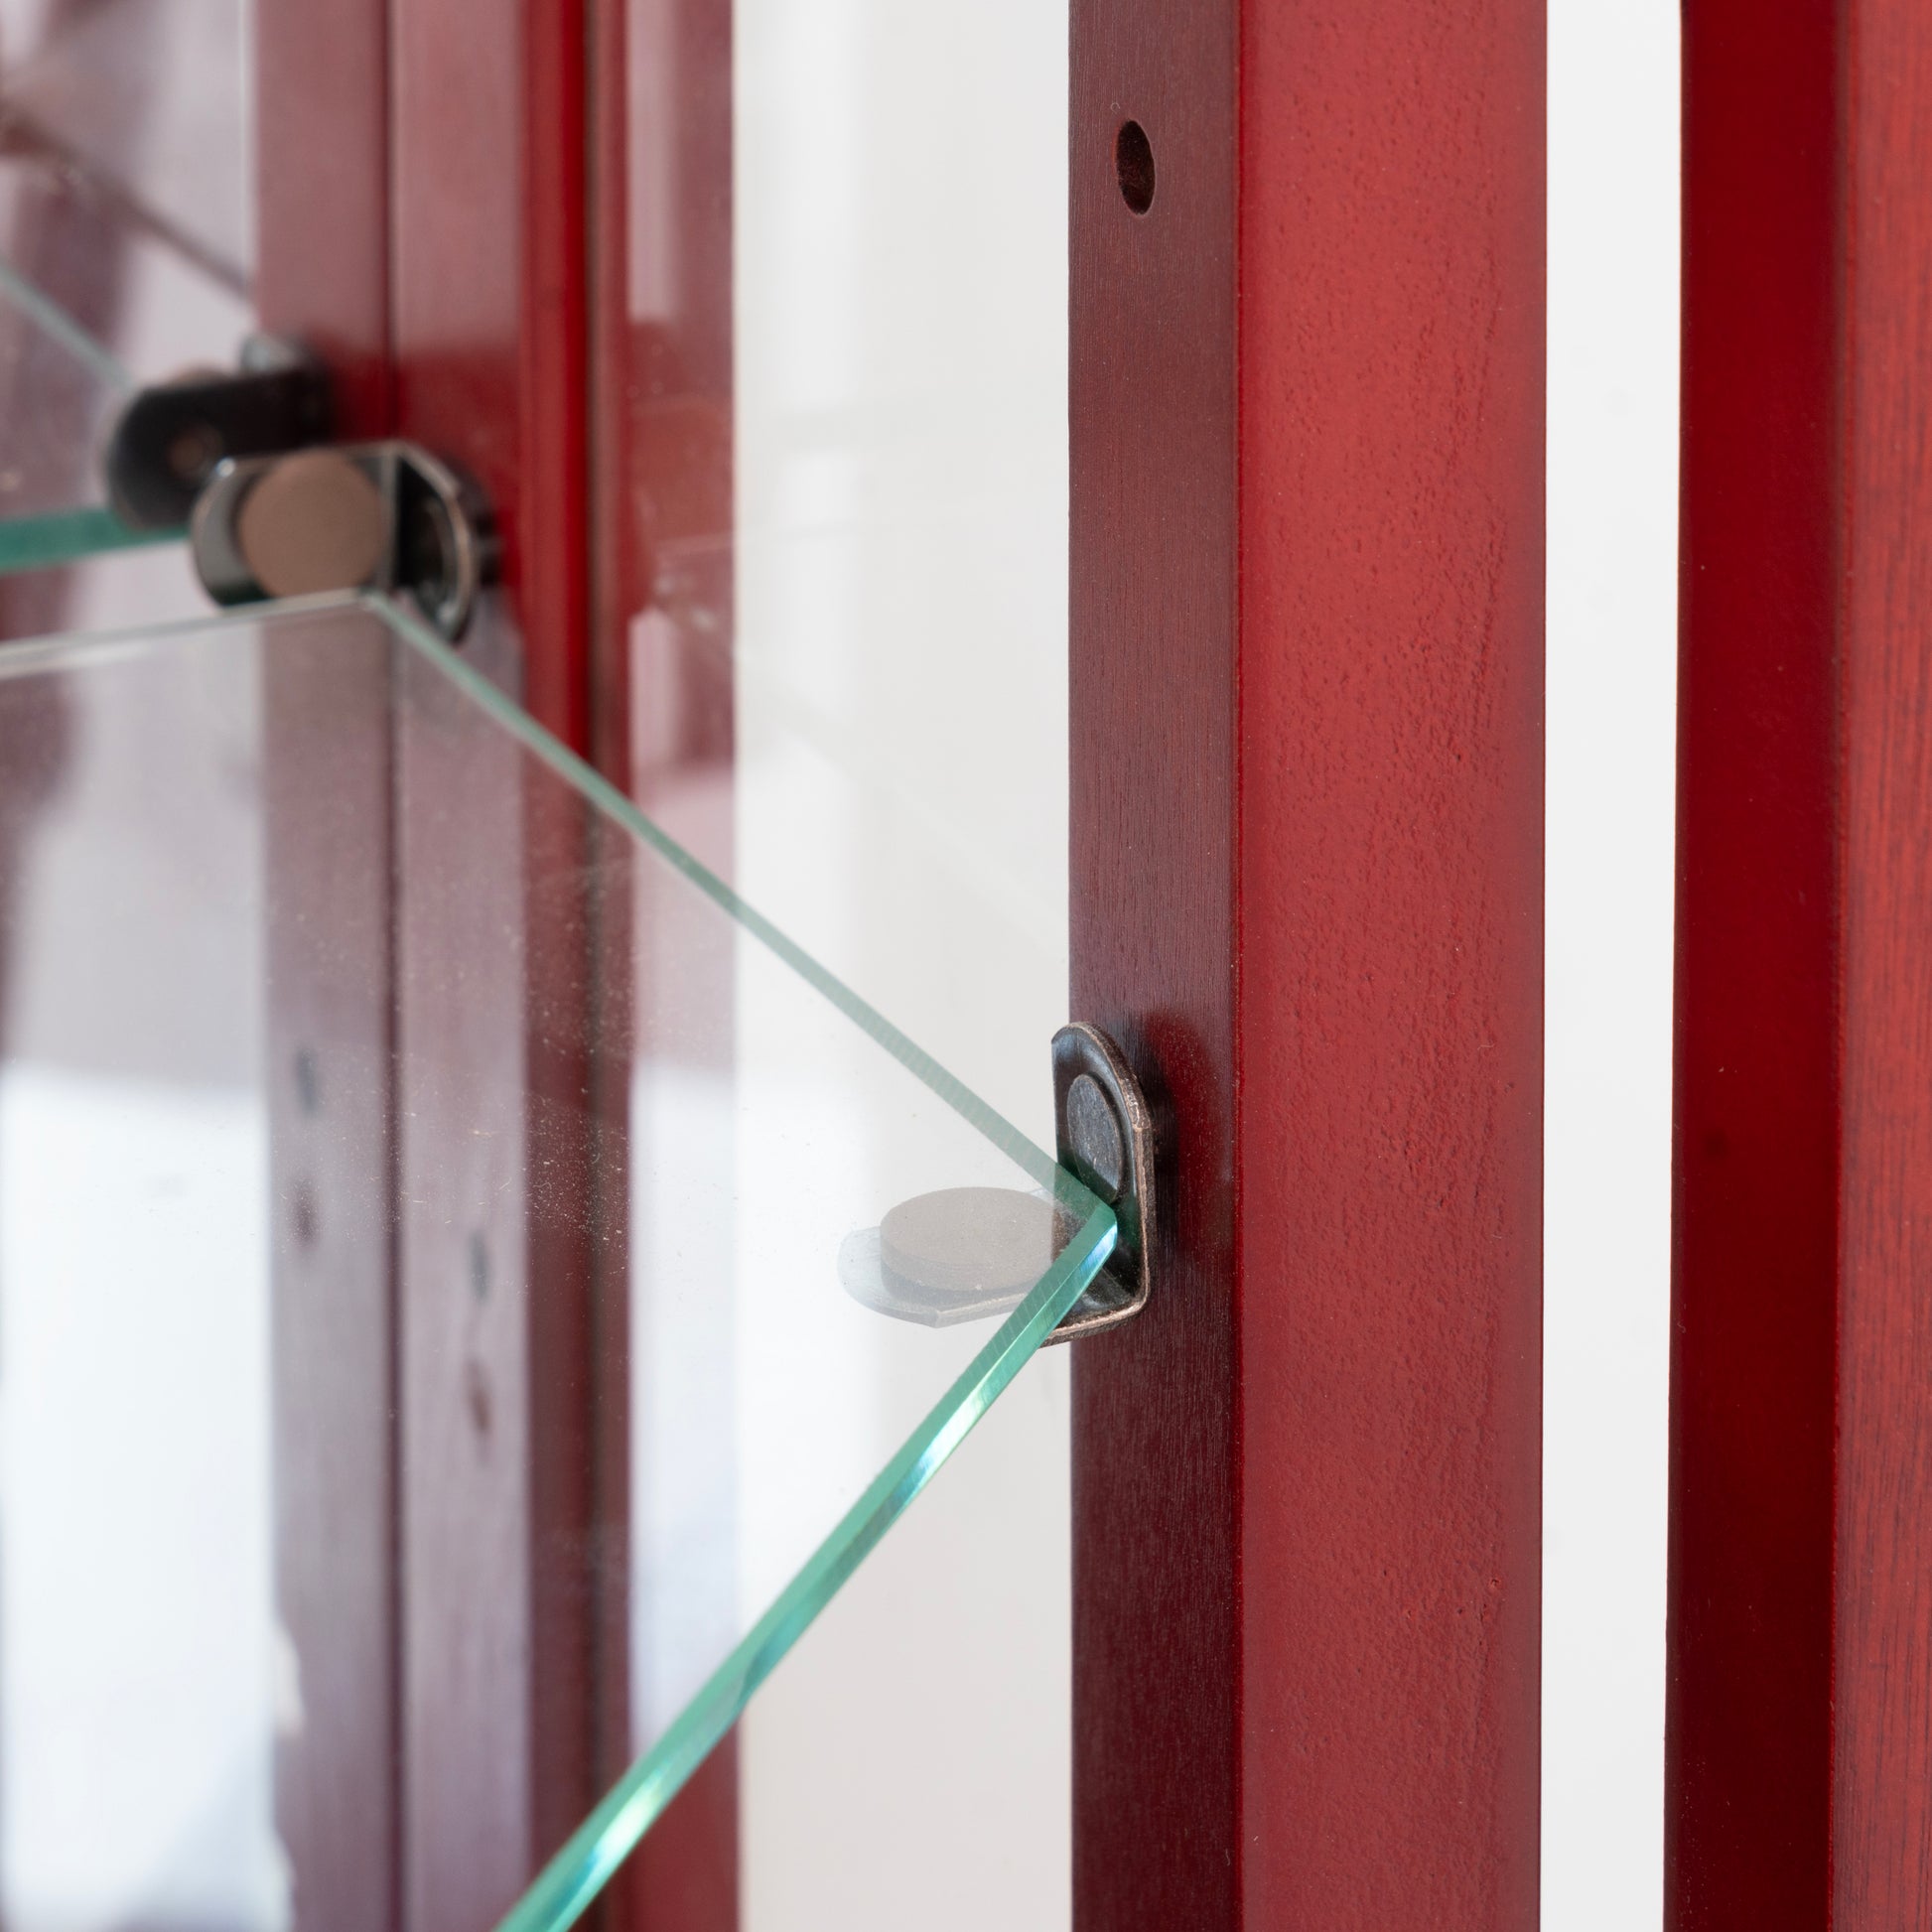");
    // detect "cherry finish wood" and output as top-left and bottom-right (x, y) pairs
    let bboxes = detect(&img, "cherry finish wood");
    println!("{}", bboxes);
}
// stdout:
(260, 0), (744, 1917)
(386, 0), (607, 1907)
(255, 0), (391, 435)
(588, 0), (740, 1920)
(1673, 4), (1932, 1924)
(1068, 7), (1239, 1924)
(258, 0), (610, 1916)
(253, 14), (402, 1927)
(1070, 3), (1544, 1926)
(390, 0), (589, 746)
(264, 633), (402, 1932)
(1837, 12), (1932, 1917)
(1234, 9), (1545, 1921)
(1671, 6), (1836, 1920)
